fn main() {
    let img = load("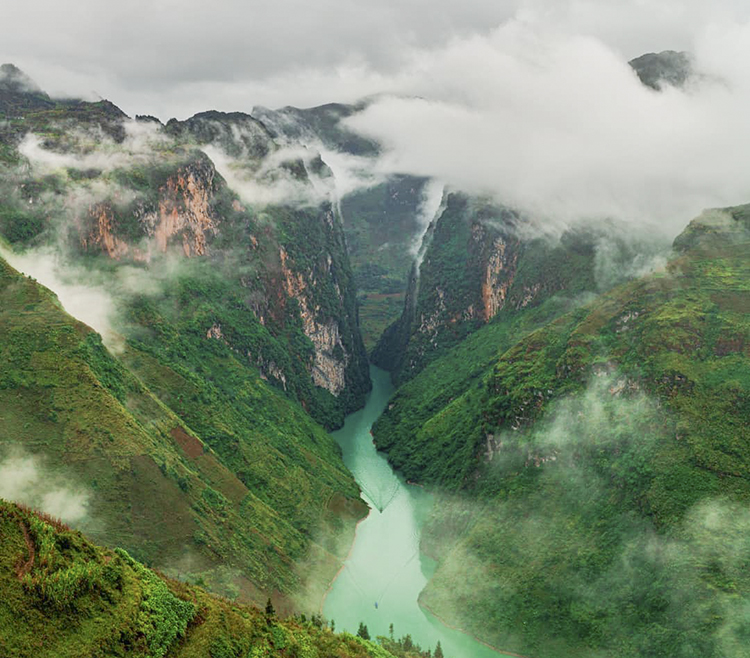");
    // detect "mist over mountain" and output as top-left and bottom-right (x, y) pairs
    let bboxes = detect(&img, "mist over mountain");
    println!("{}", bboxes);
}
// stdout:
(1, 3), (749, 657)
